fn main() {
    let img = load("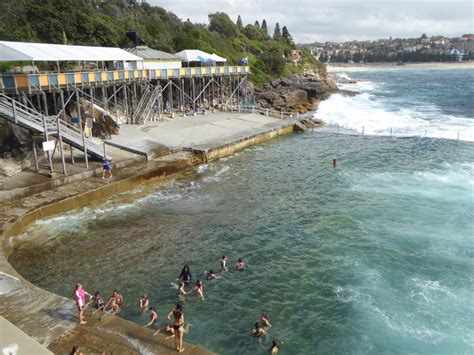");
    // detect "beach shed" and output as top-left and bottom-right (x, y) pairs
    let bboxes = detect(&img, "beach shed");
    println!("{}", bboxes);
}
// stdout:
(124, 46), (182, 70)
(0, 41), (143, 72)
(175, 50), (227, 67)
